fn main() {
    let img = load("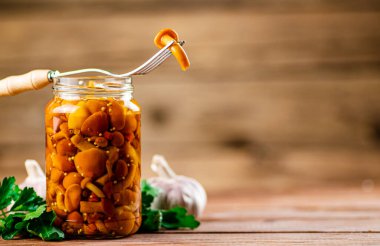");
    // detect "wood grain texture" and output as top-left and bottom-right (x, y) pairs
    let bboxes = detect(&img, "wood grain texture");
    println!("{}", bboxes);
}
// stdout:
(0, 1), (380, 192)
(2, 234), (380, 246)
(1, 188), (380, 245)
